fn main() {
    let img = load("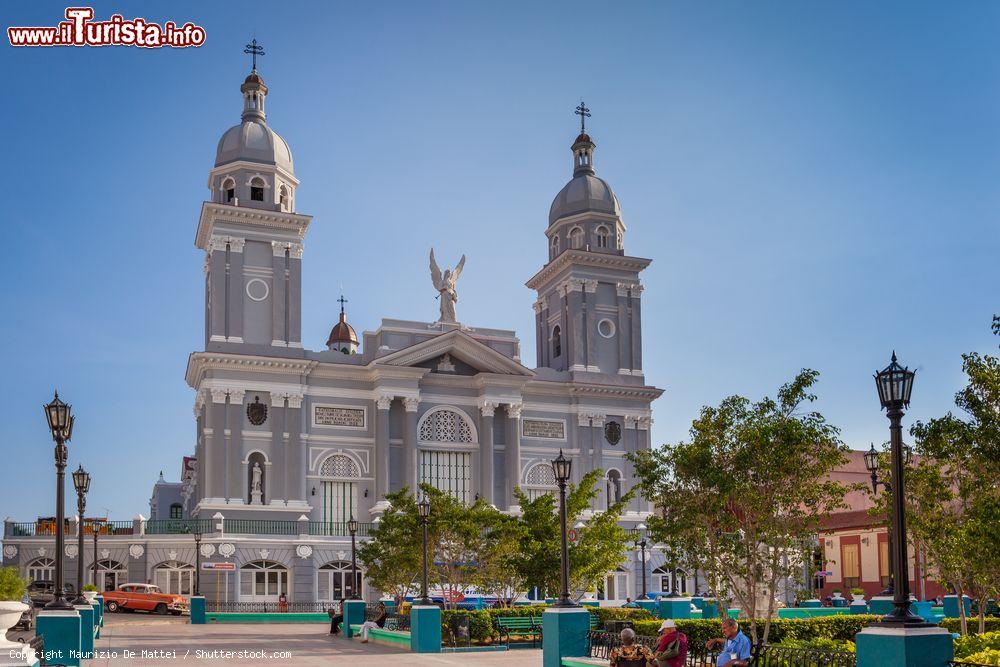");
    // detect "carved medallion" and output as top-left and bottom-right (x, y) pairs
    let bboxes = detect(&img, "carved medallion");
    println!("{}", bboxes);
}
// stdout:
(295, 544), (313, 559)
(3, 545), (17, 559)
(128, 543), (144, 559)
(65, 544), (78, 559)
(604, 420), (622, 446)
(200, 543), (216, 558)
(218, 543), (235, 557)
(247, 396), (268, 426)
